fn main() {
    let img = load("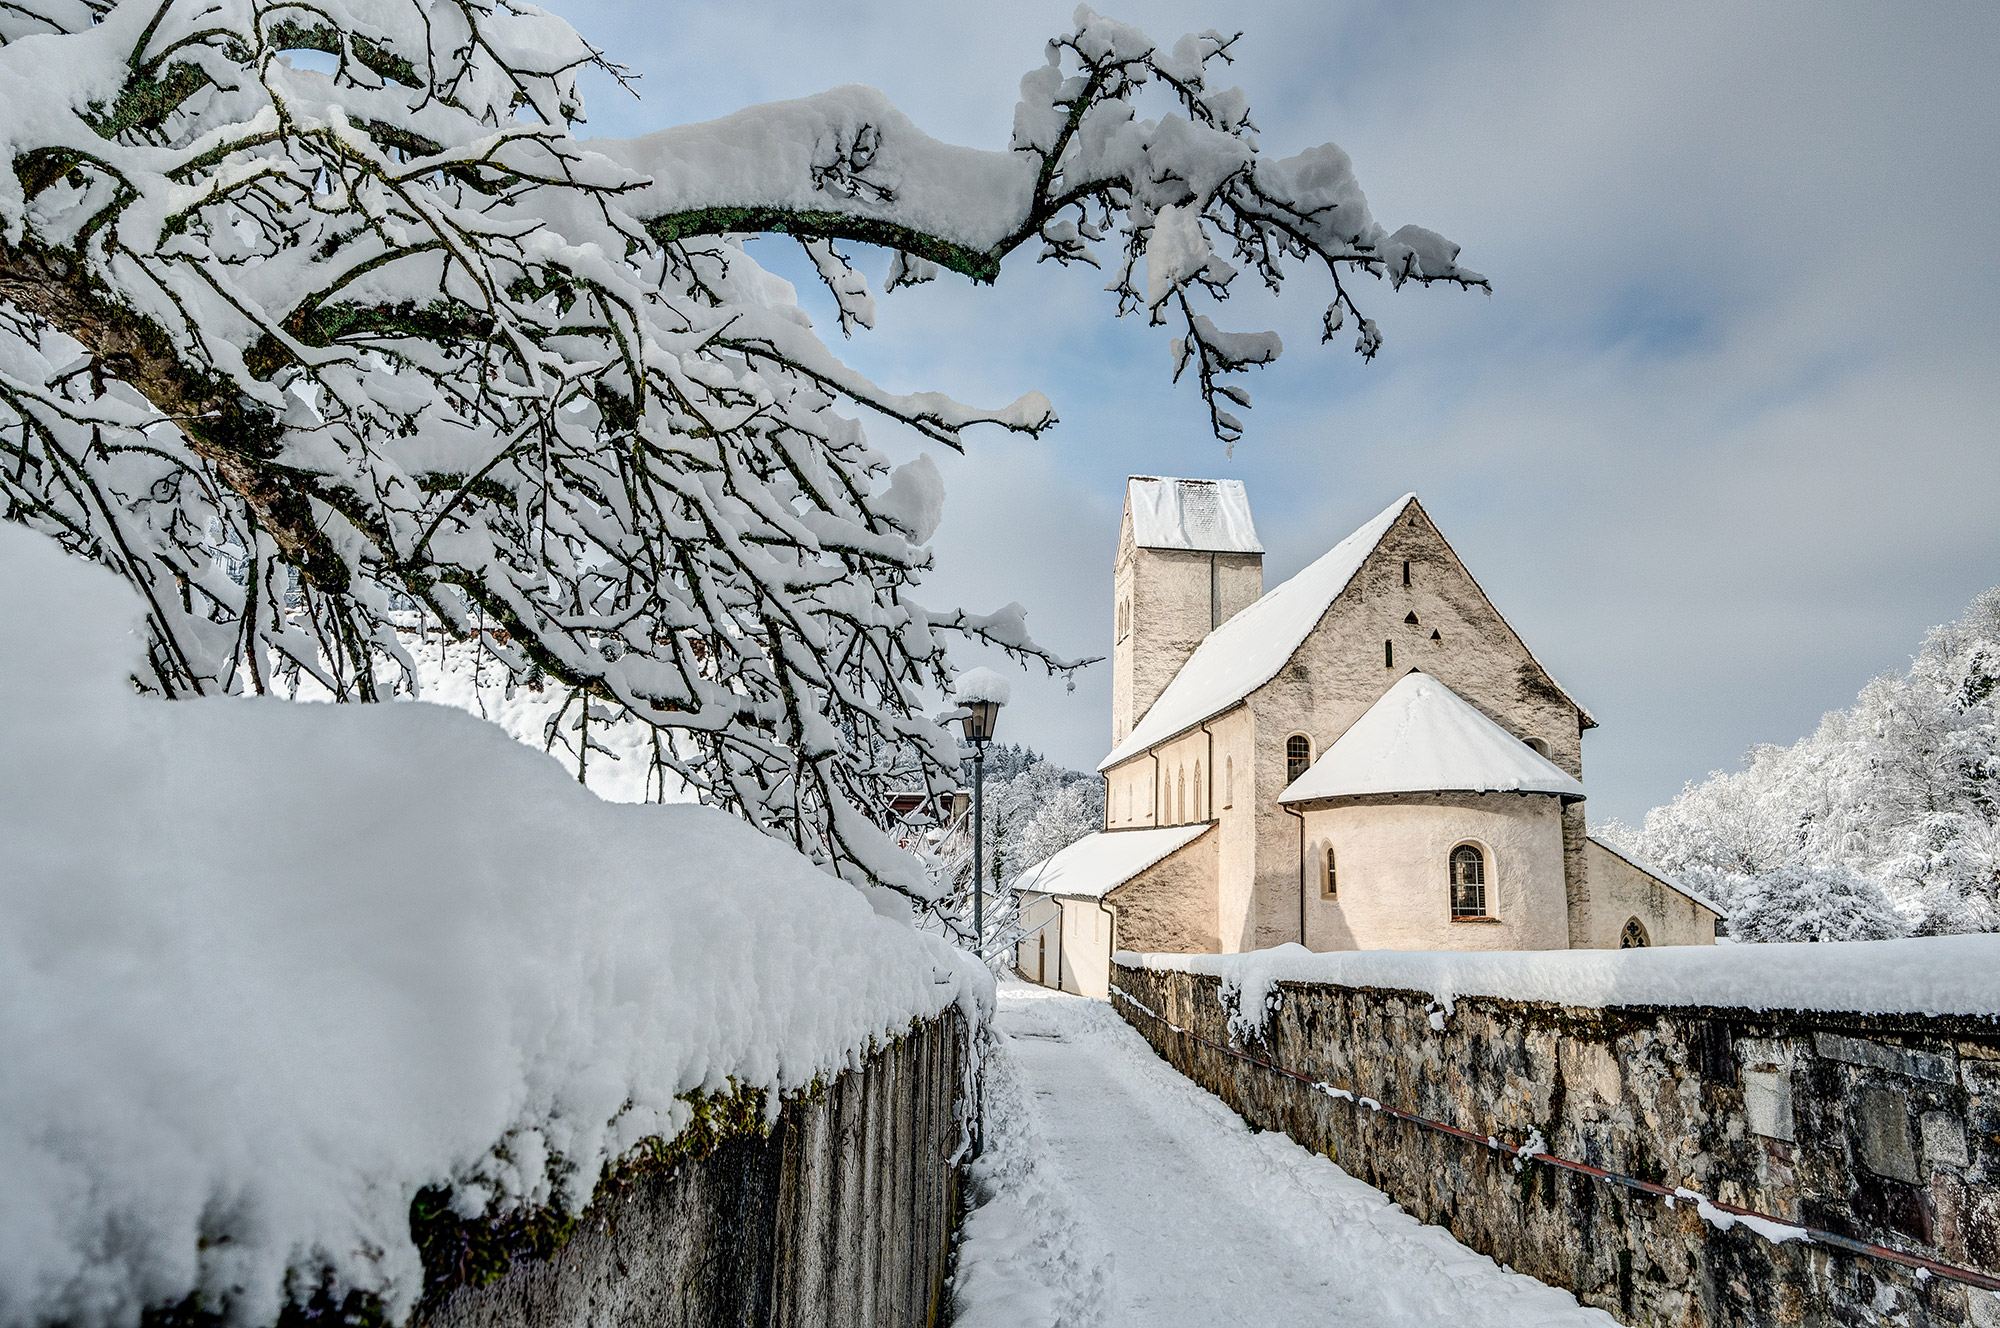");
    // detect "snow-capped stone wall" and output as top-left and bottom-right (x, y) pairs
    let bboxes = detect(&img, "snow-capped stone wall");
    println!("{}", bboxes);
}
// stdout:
(424, 1012), (968, 1328)
(1111, 951), (2000, 1327)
